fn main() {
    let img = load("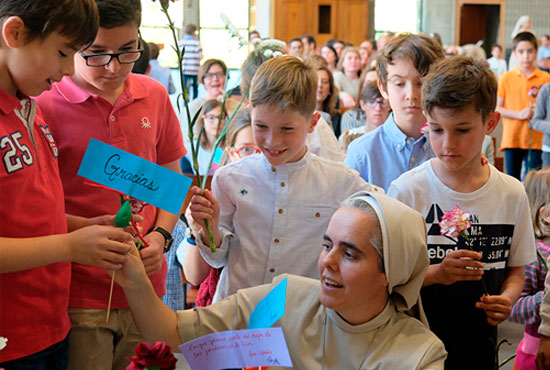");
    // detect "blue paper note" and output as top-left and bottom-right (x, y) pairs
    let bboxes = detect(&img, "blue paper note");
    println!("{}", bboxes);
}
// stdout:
(77, 138), (191, 215)
(212, 147), (224, 165)
(180, 327), (292, 370)
(248, 277), (287, 329)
